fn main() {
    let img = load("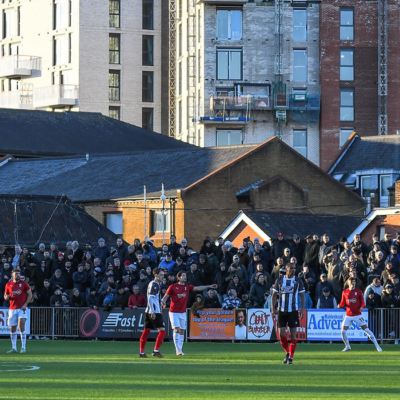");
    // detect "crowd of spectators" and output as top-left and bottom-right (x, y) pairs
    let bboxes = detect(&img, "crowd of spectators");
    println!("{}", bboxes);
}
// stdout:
(1, 232), (399, 326)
